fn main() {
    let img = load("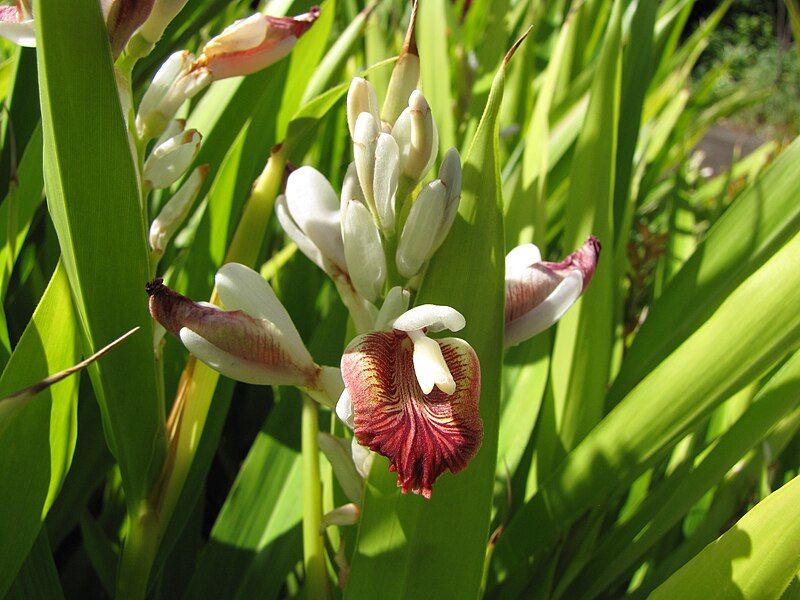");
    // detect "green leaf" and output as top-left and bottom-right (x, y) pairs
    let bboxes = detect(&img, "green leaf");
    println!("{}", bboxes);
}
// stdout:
(4, 530), (64, 600)
(651, 472), (800, 600)
(34, 0), (167, 508)
(417, 0), (457, 154)
(549, 0), (621, 456)
(611, 135), (800, 401)
(346, 36), (515, 600)
(0, 263), (78, 596)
